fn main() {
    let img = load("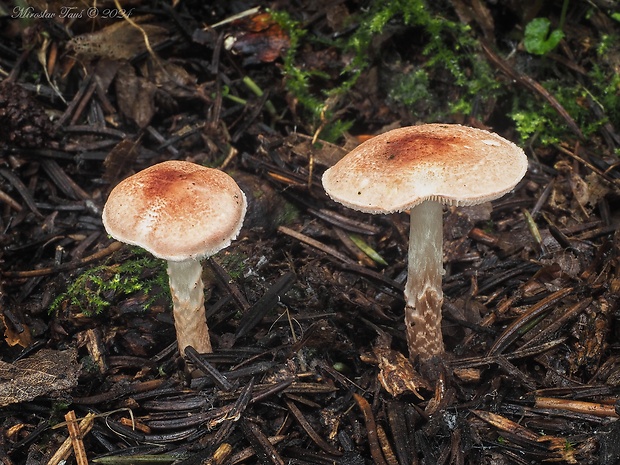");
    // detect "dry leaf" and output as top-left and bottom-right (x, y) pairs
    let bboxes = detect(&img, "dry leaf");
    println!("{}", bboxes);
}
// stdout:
(115, 64), (157, 128)
(103, 138), (140, 183)
(362, 332), (431, 398)
(374, 344), (431, 398)
(68, 18), (168, 61)
(142, 60), (197, 99)
(285, 133), (347, 167)
(94, 58), (125, 94)
(0, 348), (79, 407)
(0, 313), (33, 347)
(585, 172), (613, 206)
